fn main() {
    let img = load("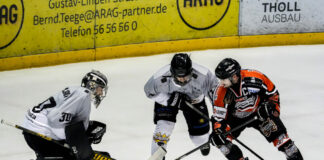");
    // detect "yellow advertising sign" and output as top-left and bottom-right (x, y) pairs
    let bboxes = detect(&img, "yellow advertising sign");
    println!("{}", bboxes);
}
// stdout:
(0, 0), (24, 50)
(0, 0), (239, 58)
